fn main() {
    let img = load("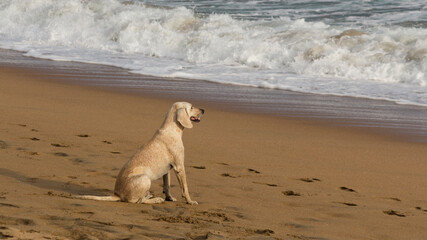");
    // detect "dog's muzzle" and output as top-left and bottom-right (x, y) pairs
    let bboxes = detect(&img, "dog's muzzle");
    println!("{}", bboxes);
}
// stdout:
(190, 109), (204, 122)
